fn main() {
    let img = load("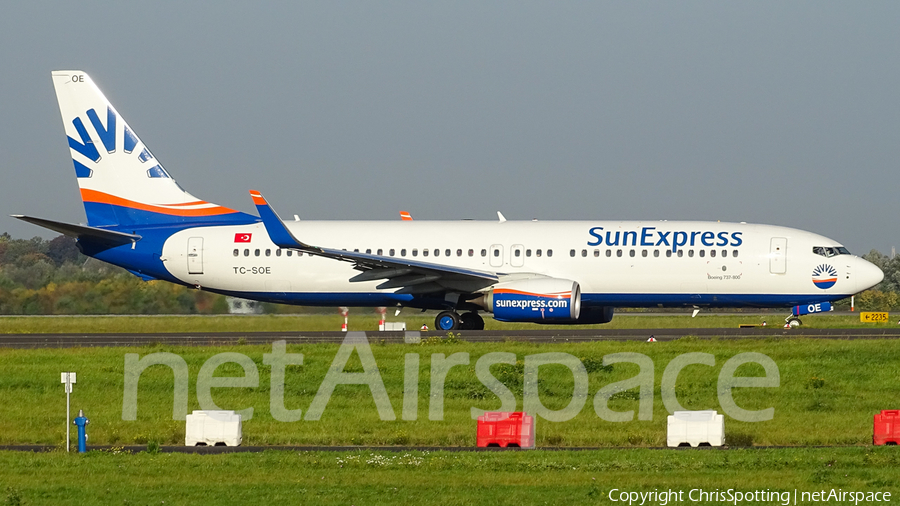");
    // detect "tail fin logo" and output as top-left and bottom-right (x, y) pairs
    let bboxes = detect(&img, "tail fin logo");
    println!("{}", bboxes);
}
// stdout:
(67, 107), (167, 179)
